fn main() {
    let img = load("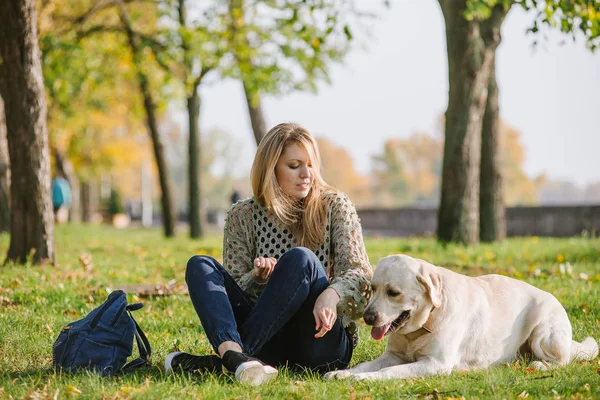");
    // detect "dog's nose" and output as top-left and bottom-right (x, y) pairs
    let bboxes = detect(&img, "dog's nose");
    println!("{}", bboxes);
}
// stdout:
(363, 310), (380, 326)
